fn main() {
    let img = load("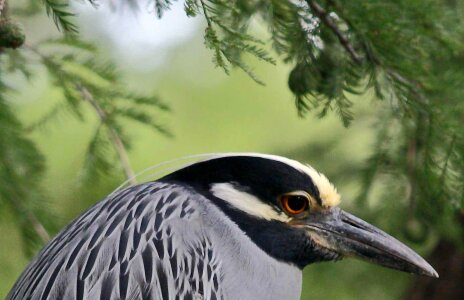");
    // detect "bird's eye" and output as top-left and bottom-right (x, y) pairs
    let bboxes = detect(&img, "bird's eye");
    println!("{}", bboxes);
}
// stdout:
(280, 194), (309, 215)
